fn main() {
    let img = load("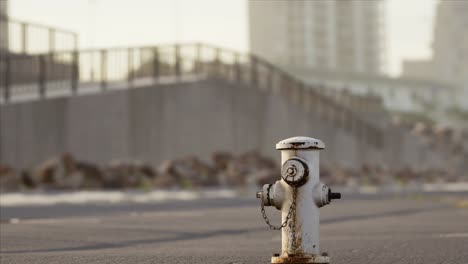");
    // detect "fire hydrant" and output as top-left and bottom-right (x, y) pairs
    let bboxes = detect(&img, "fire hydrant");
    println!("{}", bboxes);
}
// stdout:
(256, 136), (341, 264)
